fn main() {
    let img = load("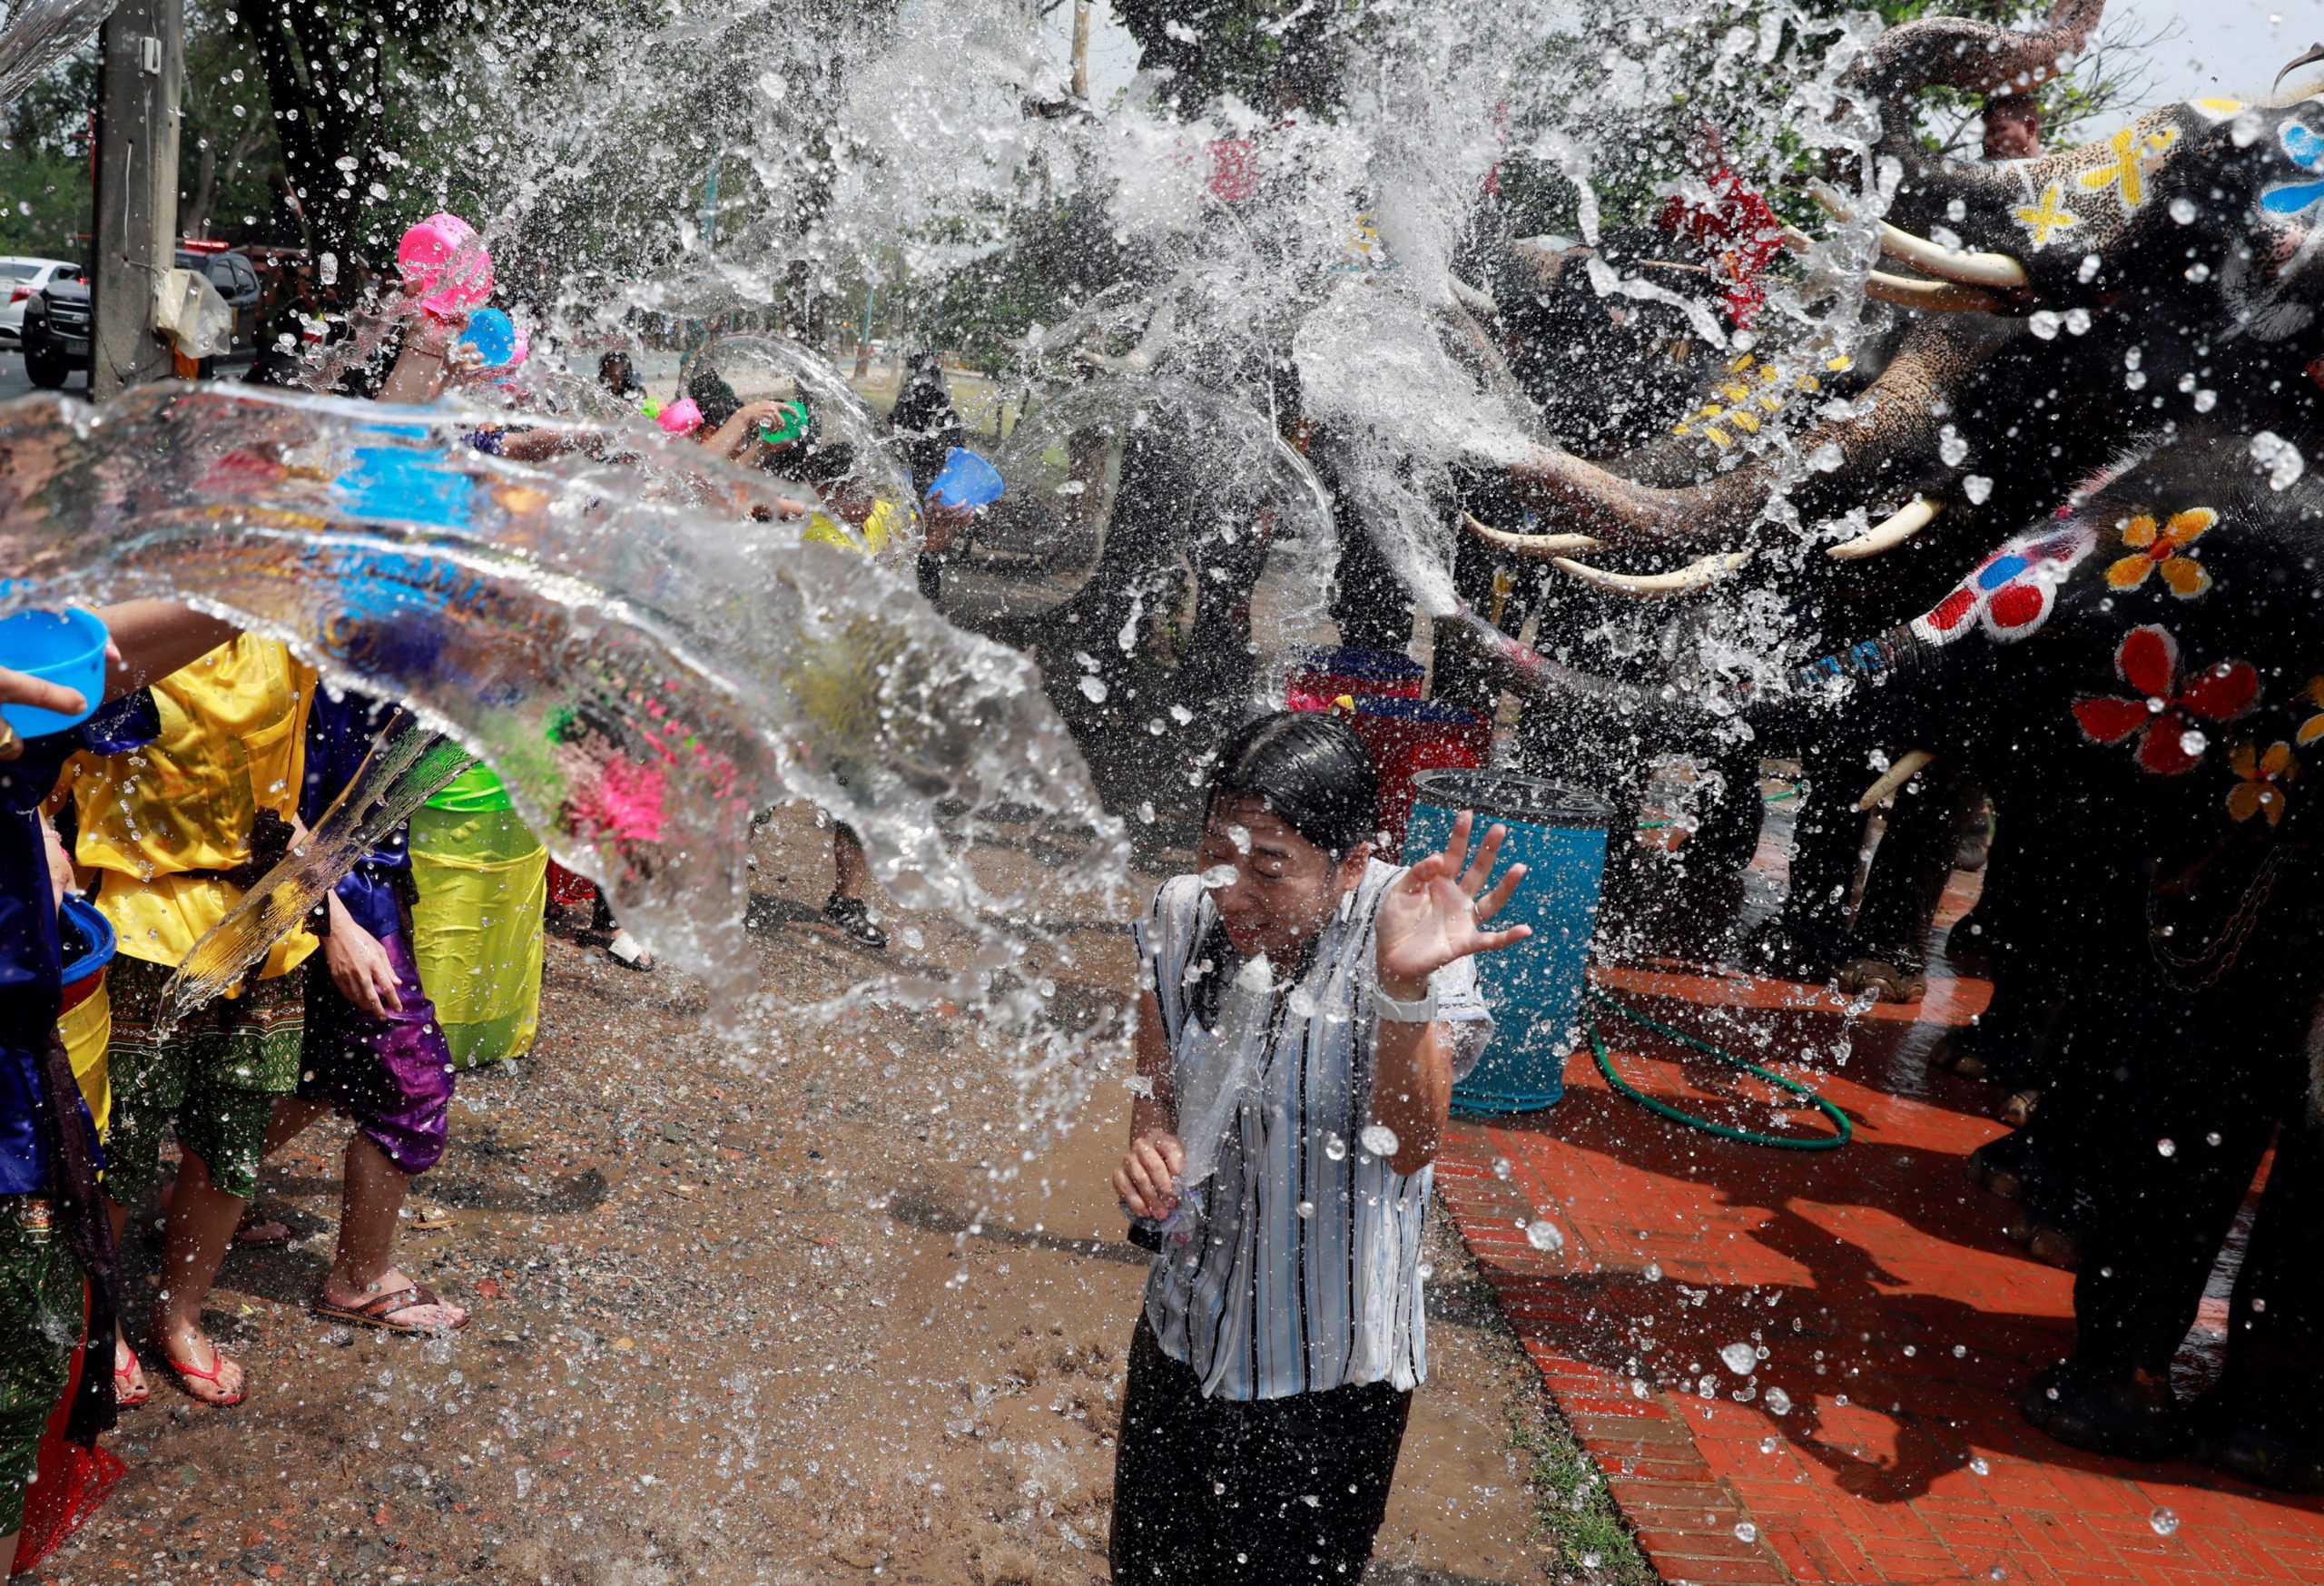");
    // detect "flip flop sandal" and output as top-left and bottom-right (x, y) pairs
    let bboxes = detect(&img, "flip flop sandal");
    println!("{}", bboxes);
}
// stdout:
(113, 1359), (151, 1409)
(159, 1347), (244, 1407)
(312, 1281), (468, 1335)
